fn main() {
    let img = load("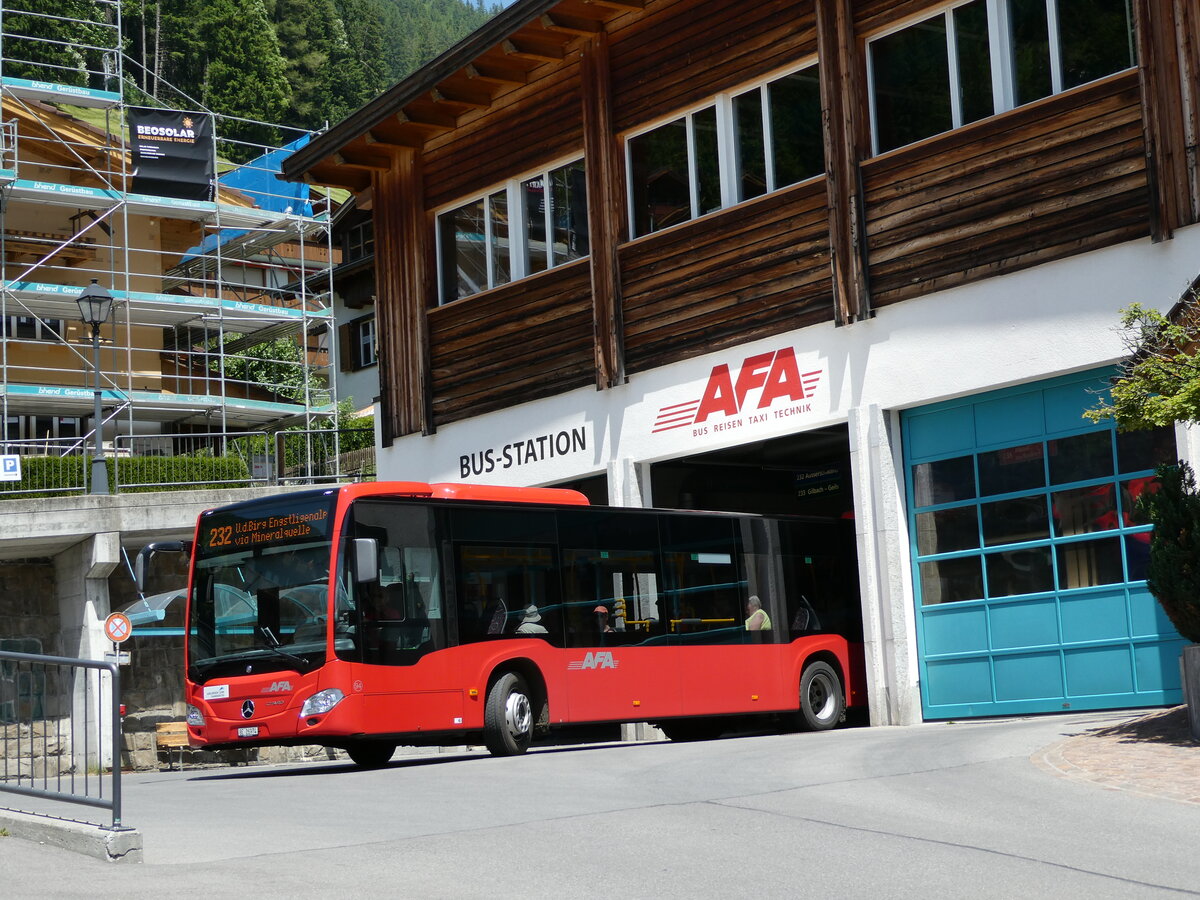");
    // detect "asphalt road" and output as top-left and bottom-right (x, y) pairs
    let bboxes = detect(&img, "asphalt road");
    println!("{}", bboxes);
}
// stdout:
(4, 712), (1199, 899)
